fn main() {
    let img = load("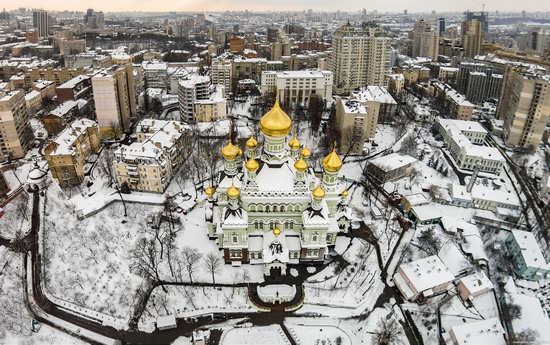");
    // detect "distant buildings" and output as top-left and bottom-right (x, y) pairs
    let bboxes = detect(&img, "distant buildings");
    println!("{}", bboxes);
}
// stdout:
(0, 90), (33, 160)
(92, 64), (137, 138)
(461, 18), (483, 58)
(83, 9), (105, 29)
(497, 66), (550, 150)
(260, 70), (333, 104)
(32, 10), (49, 38)
(456, 61), (503, 104)
(44, 119), (101, 187)
(411, 19), (439, 60)
(330, 23), (390, 94)
(436, 118), (504, 175)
